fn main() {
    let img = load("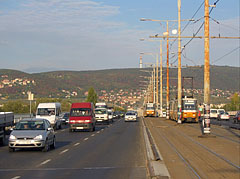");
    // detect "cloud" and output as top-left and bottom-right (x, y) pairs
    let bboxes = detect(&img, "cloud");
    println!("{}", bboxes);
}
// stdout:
(0, 0), (120, 33)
